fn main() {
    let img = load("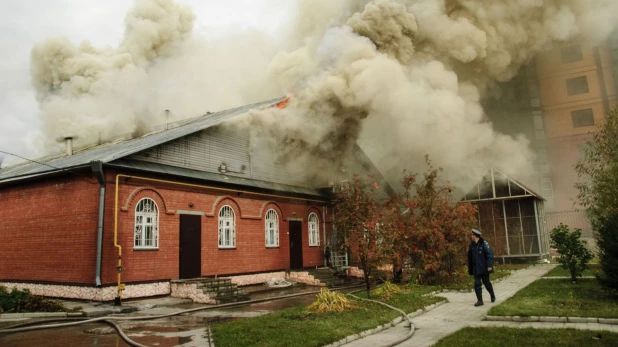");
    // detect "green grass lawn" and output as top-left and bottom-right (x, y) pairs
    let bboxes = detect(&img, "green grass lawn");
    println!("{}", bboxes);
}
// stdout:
(434, 327), (618, 347)
(488, 278), (618, 318)
(544, 264), (601, 277)
(210, 286), (444, 347)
